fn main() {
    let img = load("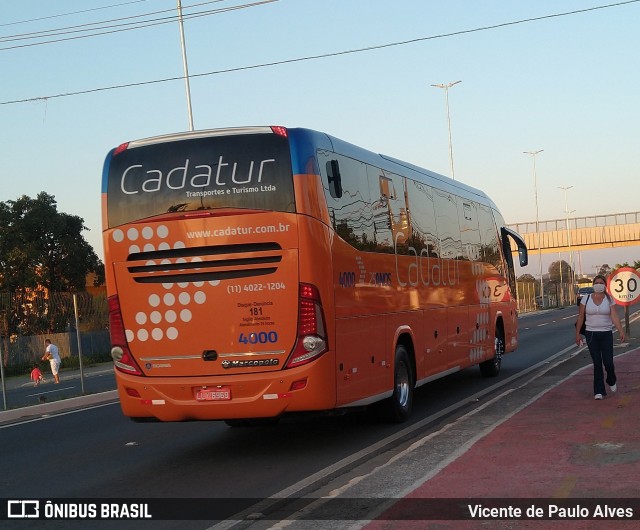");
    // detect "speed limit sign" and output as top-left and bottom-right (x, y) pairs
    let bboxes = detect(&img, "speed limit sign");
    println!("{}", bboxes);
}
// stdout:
(607, 267), (640, 306)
